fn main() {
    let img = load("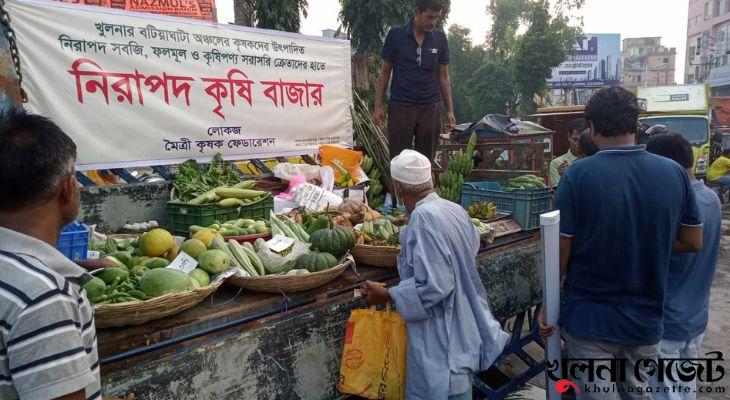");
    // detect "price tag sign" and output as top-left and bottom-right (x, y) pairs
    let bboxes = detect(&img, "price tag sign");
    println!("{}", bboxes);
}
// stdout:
(267, 234), (295, 253)
(173, 236), (185, 246)
(87, 251), (101, 260)
(165, 251), (198, 274)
